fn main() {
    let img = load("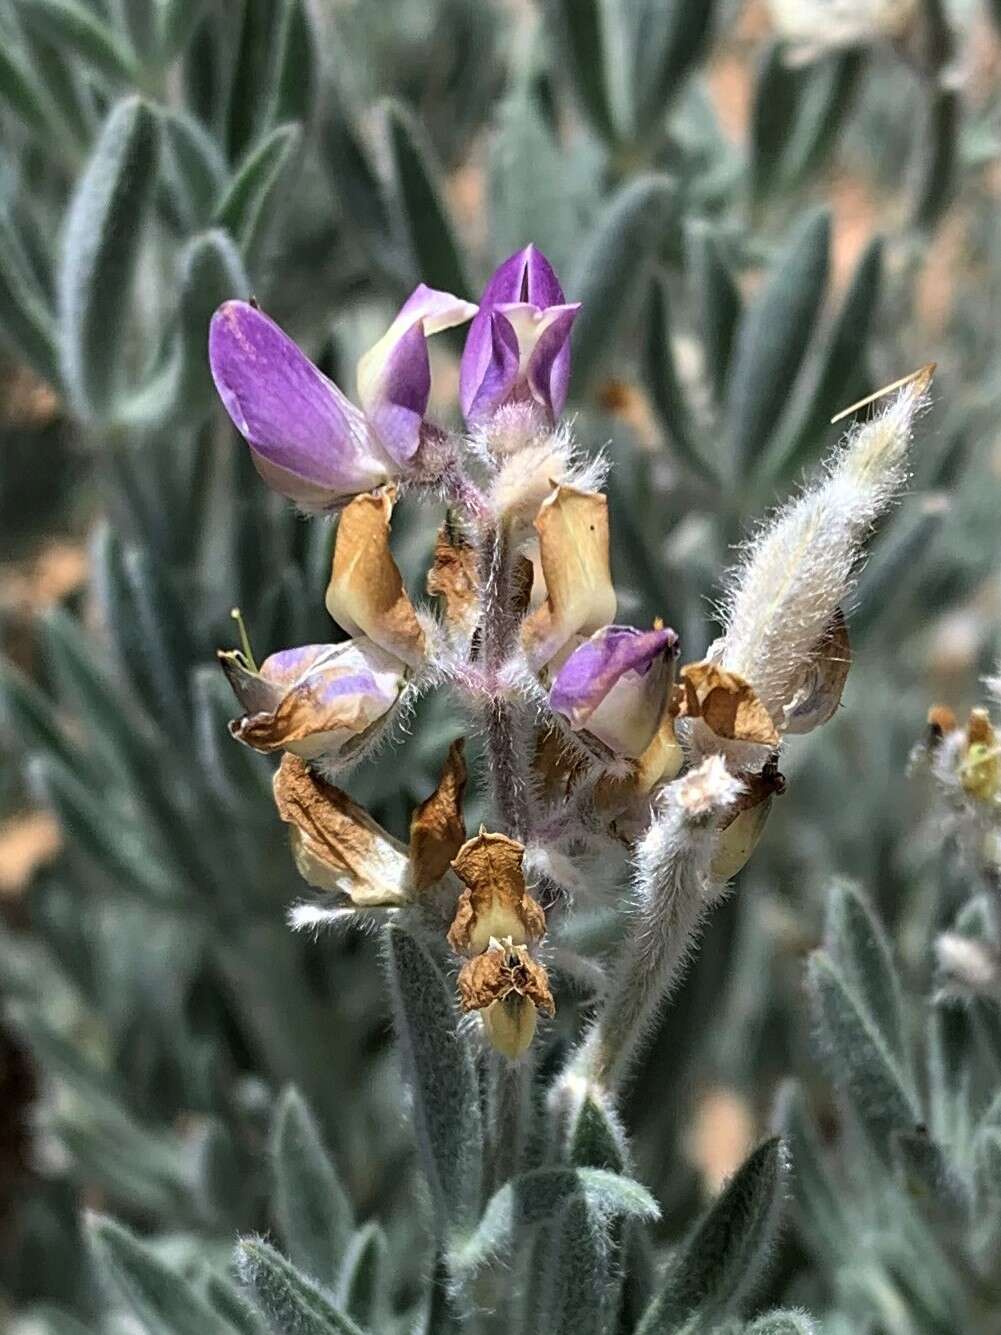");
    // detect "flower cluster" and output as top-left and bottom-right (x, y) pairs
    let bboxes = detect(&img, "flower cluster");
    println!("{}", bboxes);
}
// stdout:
(211, 245), (930, 1066)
